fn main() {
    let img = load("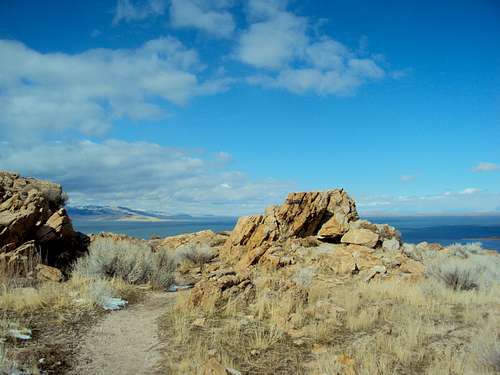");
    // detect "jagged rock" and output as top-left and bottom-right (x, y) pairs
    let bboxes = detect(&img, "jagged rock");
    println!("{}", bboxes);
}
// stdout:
(188, 270), (254, 308)
(399, 258), (425, 276)
(235, 243), (271, 271)
(0, 240), (39, 277)
(363, 265), (387, 282)
(225, 190), (358, 256)
(382, 238), (400, 252)
(317, 215), (349, 240)
(35, 264), (63, 282)
(416, 242), (444, 252)
(150, 230), (229, 252)
(0, 171), (88, 272)
(349, 219), (401, 243)
(36, 208), (74, 242)
(341, 228), (379, 248)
